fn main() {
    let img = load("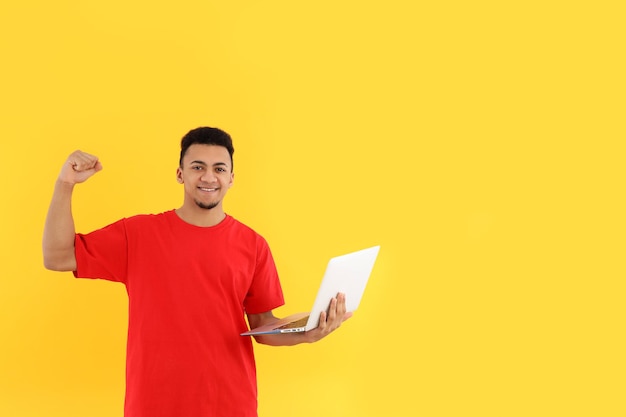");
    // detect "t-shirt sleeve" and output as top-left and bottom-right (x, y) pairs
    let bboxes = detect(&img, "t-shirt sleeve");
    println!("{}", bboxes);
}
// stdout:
(73, 219), (129, 284)
(243, 237), (285, 314)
